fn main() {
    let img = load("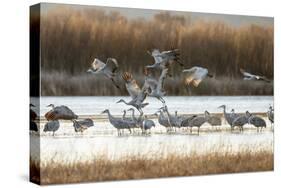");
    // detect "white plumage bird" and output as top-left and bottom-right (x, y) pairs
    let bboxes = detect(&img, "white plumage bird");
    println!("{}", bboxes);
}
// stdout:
(240, 68), (270, 82)
(87, 58), (120, 89)
(182, 66), (213, 87)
